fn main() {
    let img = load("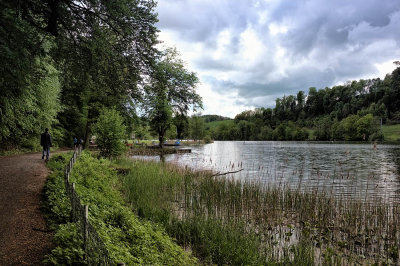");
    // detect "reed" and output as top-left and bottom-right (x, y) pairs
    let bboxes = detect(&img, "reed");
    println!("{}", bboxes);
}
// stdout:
(116, 157), (400, 265)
